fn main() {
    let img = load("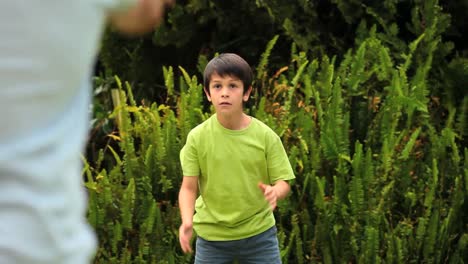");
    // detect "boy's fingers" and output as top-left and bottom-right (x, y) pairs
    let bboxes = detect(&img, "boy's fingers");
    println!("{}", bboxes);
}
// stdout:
(258, 182), (271, 194)
(179, 225), (193, 254)
(258, 182), (266, 191)
(265, 187), (276, 199)
(258, 183), (278, 210)
(182, 242), (192, 253)
(180, 237), (192, 253)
